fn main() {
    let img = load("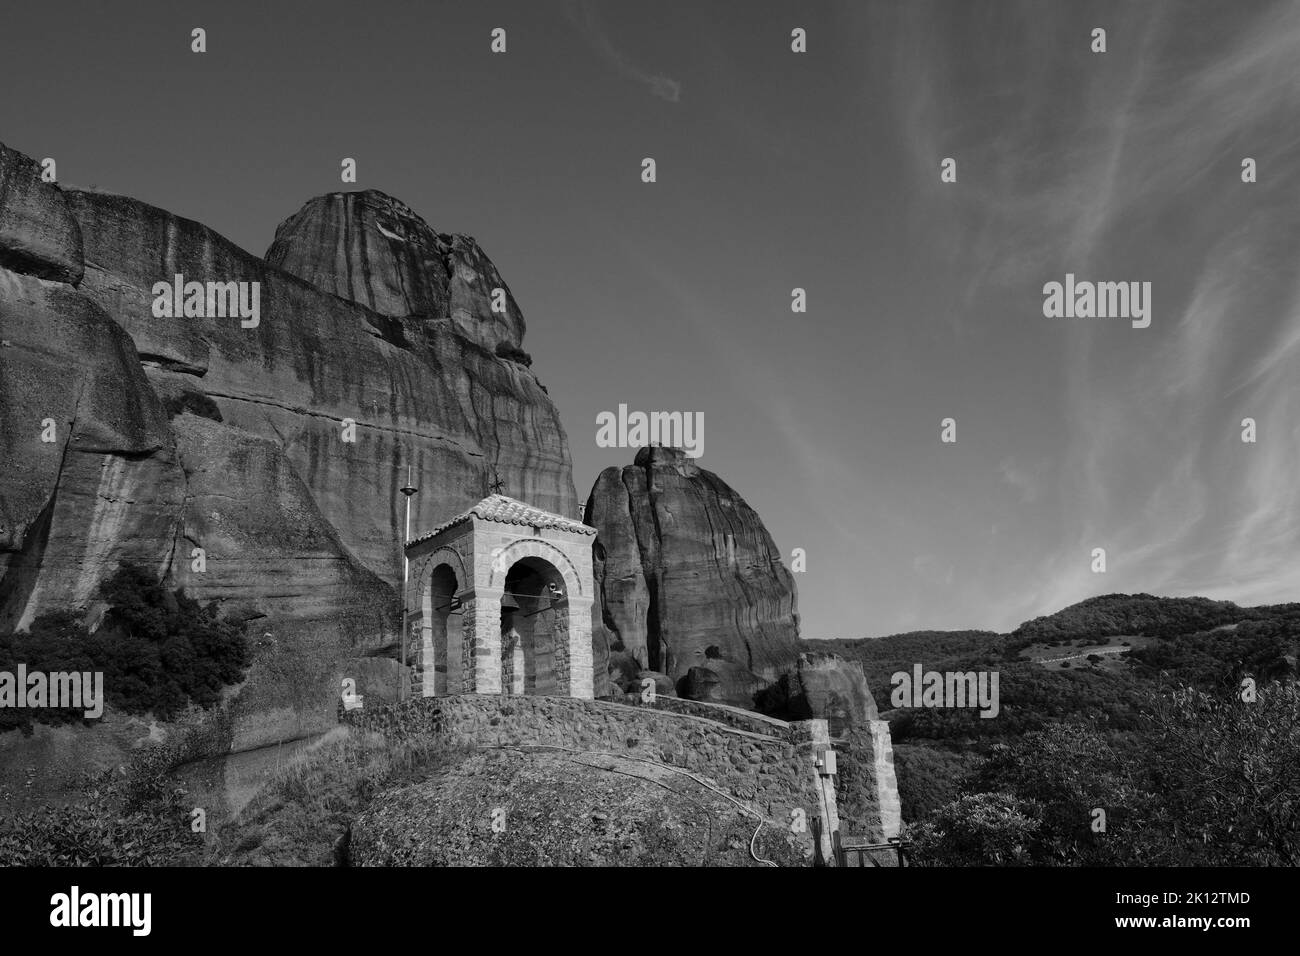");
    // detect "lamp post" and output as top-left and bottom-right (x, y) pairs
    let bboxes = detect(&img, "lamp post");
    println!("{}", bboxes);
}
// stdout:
(399, 465), (418, 701)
